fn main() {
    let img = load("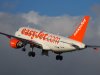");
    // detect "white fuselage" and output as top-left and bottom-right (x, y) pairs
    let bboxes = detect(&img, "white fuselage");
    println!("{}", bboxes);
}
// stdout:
(15, 27), (86, 53)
